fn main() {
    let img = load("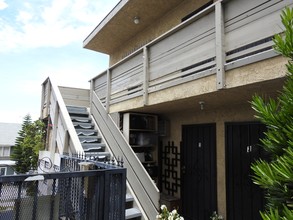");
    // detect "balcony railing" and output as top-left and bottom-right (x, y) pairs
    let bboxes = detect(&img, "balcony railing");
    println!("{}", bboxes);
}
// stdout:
(0, 156), (126, 220)
(91, 0), (291, 112)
